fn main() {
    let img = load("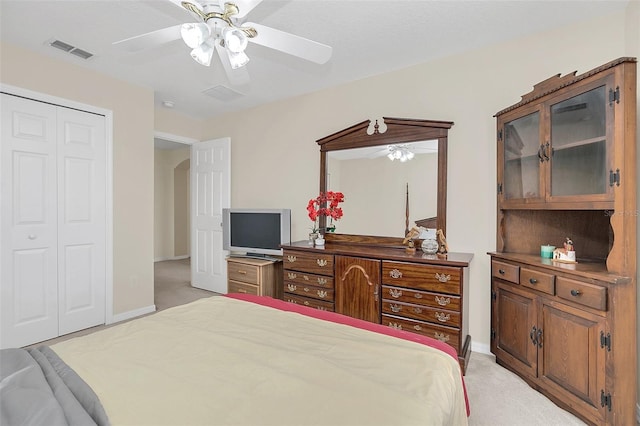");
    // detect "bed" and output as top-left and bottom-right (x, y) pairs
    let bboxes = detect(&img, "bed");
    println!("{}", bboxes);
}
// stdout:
(1, 294), (469, 426)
